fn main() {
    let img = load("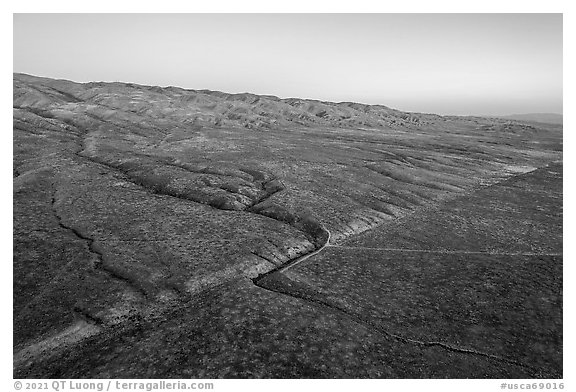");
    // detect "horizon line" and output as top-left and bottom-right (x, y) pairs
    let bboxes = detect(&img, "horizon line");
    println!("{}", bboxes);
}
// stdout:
(13, 71), (563, 118)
